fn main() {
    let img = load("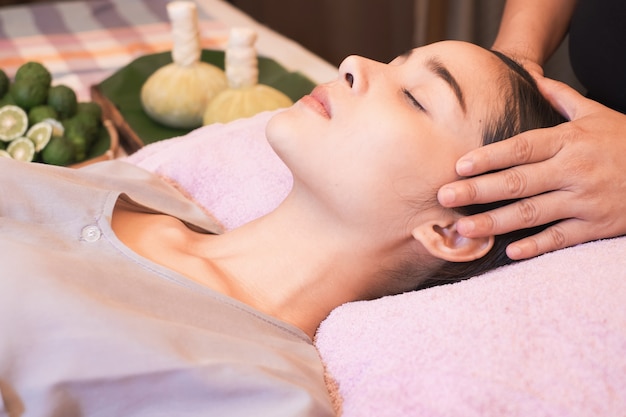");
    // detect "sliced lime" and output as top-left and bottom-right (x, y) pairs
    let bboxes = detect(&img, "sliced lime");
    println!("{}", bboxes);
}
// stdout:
(7, 136), (35, 162)
(26, 121), (53, 151)
(0, 105), (29, 142)
(42, 117), (65, 137)
(0, 149), (11, 159)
